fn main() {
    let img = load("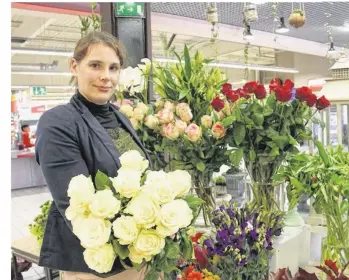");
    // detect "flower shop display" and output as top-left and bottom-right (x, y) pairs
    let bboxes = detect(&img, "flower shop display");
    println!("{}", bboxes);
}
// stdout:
(194, 203), (284, 280)
(28, 200), (52, 246)
(65, 150), (203, 278)
(274, 142), (349, 272)
(217, 78), (330, 212)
